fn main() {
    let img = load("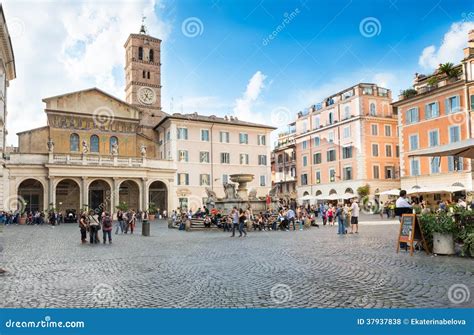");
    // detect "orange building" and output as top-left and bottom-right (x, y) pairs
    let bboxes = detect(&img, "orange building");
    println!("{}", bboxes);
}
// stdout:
(295, 83), (400, 201)
(393, 30), (474, 202)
